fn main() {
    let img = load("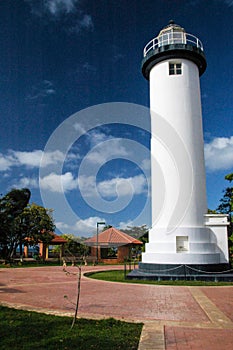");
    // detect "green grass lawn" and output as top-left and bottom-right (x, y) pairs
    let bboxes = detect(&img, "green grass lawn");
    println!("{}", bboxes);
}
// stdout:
(85, 270), (233, 286)
(0, 306), (142, 350)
